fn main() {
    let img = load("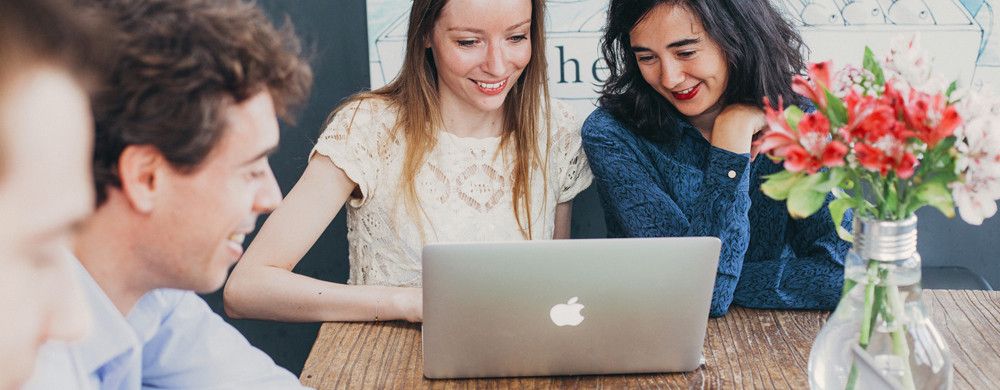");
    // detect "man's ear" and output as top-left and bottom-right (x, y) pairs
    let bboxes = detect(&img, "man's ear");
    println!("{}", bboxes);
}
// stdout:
(117, 145), (163, 214)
